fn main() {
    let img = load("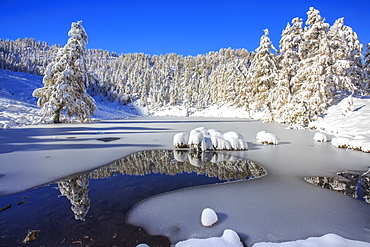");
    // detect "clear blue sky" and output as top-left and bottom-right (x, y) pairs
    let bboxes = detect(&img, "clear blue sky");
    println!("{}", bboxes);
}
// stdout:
(0, 0), (368, 56)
